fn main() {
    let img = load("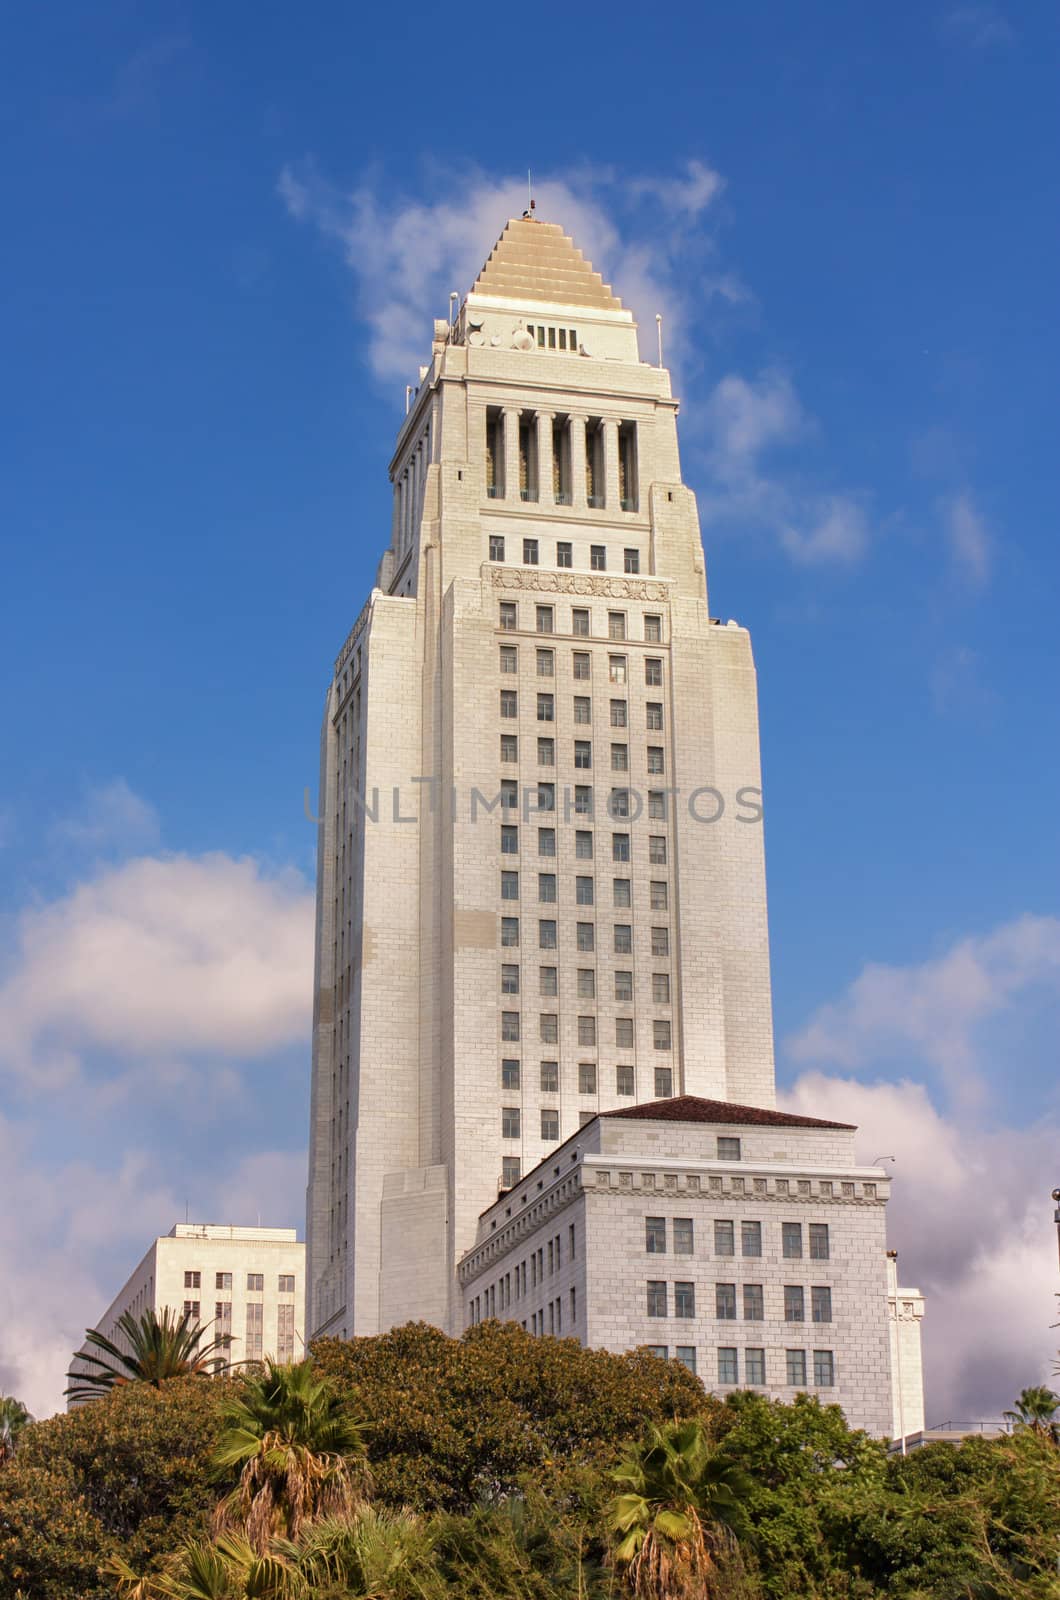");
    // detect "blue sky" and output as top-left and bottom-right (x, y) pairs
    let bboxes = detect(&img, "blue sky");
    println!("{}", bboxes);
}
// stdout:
(1, 1), (1058, 1419)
